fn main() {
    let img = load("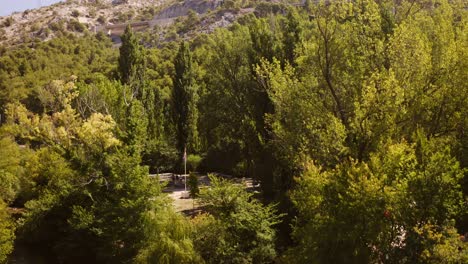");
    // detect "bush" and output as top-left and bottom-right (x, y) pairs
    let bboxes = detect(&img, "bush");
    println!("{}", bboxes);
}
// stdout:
(195, 175), (282, 263)
(43, 28), (51, 37)
(22, 9), (31, 18)
(2, 17), (14, 27)
(71, 10), (81, 18)
(49, 21), (64, 32)
(187, 172), (199, 198)
(97, 15), (106, 24)
(186, 154), (202, 172)
(223, 0), (238, 9)
(255, 2), (285, 17)
(30, 23), (40, 32)
(68, 20), (86, 33)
